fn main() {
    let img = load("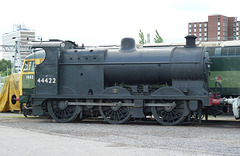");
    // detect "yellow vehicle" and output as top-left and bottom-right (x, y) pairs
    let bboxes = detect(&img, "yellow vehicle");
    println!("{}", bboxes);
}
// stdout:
(16, 51), (45, 115)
